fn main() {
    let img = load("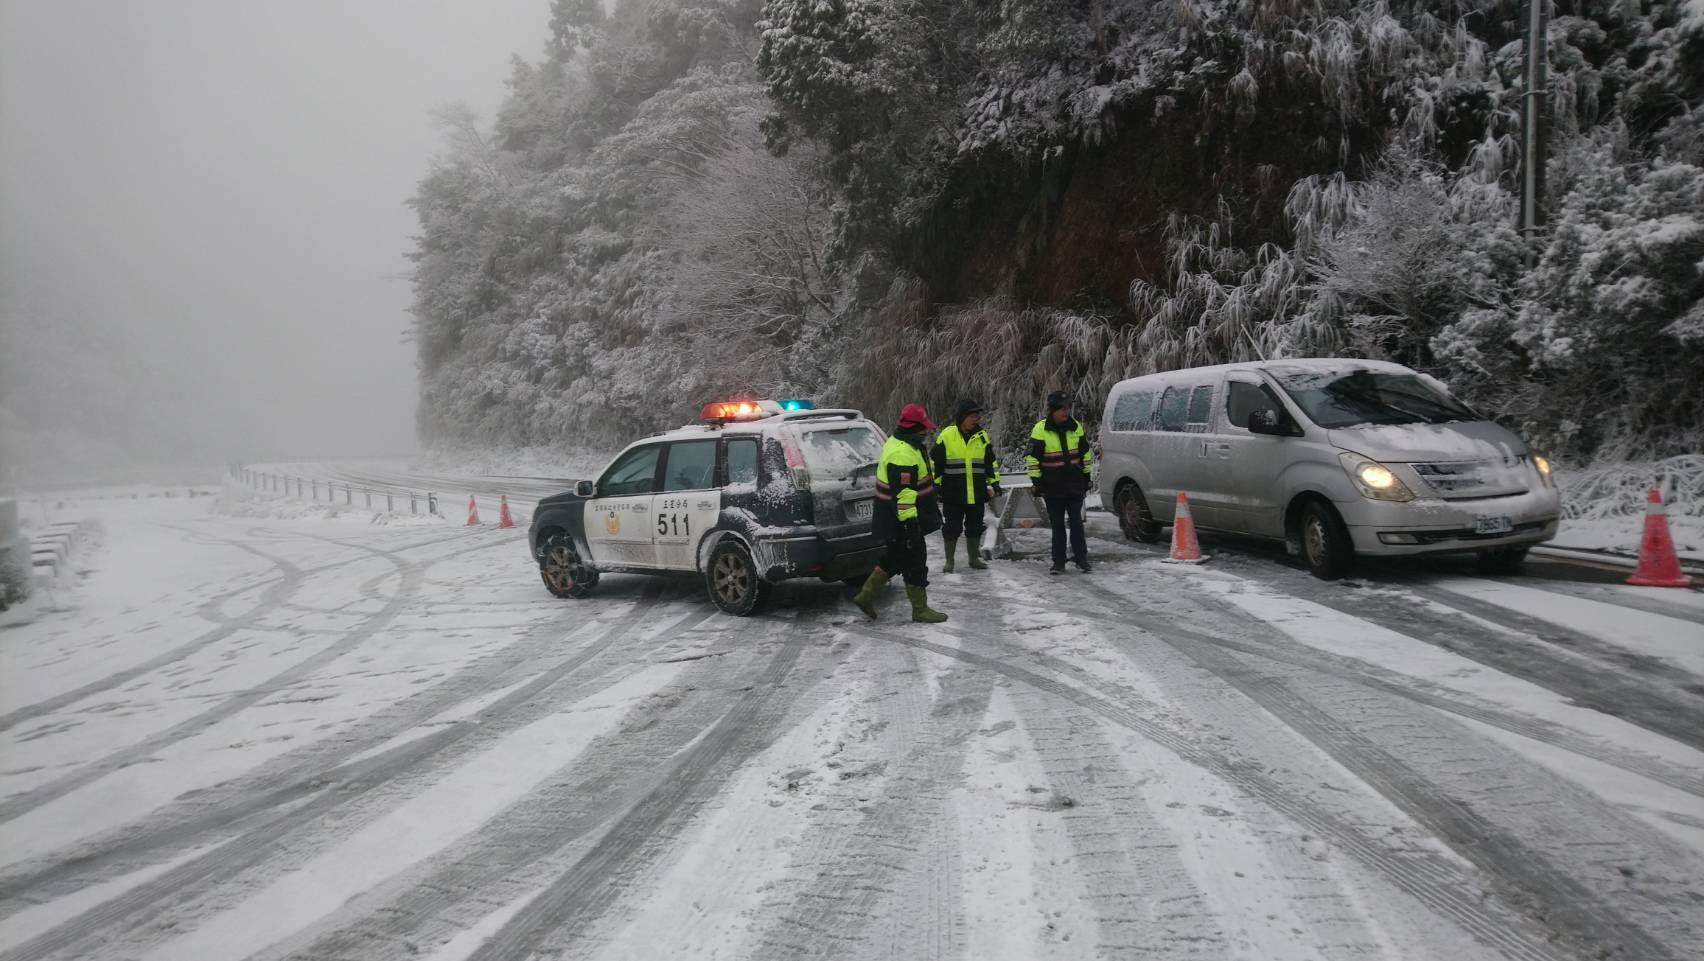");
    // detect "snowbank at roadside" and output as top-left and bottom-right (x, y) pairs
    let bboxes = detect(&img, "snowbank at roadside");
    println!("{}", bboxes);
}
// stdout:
(1553, 455), (1701, 558)
(1551, 514), (1703, 560)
